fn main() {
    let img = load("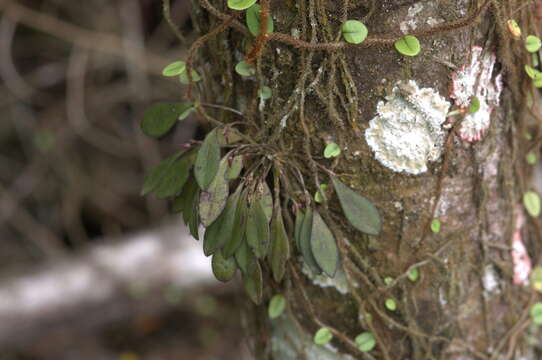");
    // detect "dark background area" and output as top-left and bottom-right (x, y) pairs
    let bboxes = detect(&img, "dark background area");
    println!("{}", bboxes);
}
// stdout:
(0, 1), (247, 359)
